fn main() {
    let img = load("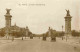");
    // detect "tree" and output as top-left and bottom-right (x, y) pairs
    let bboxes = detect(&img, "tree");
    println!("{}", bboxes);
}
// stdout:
(0, 30), (5, 37)
(71, 30), (79, 36)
